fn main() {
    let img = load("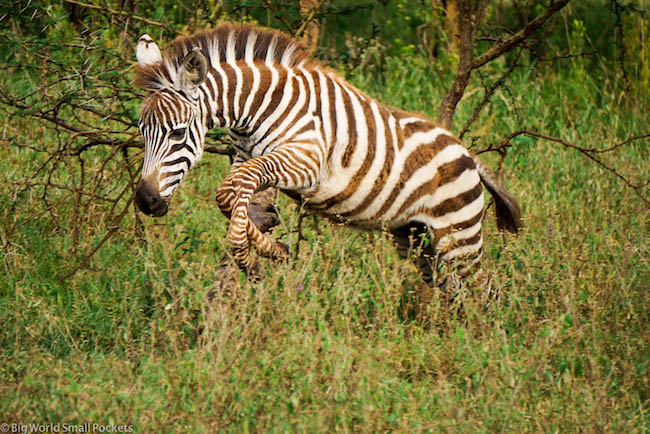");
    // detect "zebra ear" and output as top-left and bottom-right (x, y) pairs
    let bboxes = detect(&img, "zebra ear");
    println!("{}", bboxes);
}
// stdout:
(136, 34), (162, 66)
(180, 48), (208, 97)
